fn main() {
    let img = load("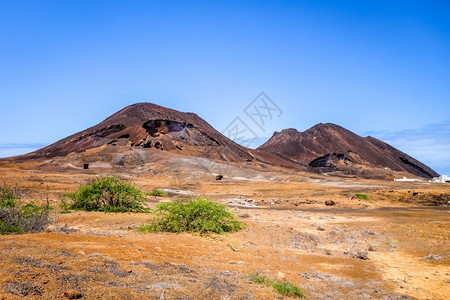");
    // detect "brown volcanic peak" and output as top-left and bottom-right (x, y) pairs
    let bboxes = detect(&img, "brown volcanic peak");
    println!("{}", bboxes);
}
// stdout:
(16, 102), (253, 162)
(257, 123), (438, 178)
